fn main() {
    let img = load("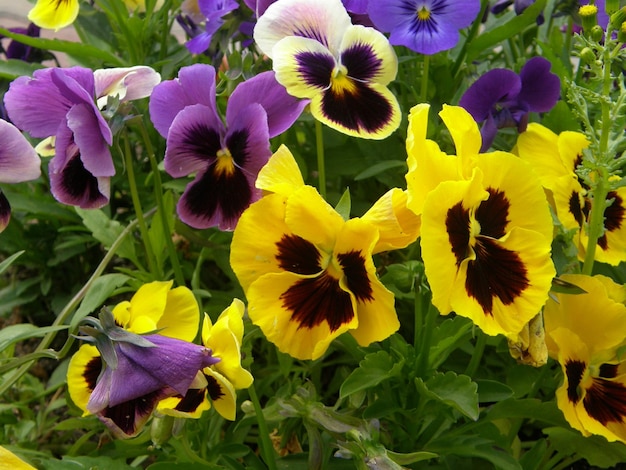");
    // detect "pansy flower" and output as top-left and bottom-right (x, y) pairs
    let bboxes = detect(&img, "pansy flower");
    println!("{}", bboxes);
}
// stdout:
(544, 274), (626, 443)
(459, 57), (561, 151)
(67, 281), (214, 438)
(182, 0), (239, 54)
(491, 0), (544, 24)
(0, 119), (41, 232)
(0, 24), (47, 63)
(406, 104), (555, 337)
(230, 145), (420, 360)
(367, 0), (481, 55)
(149, 64), (306, 230)
(516, 123), (626, 265)
(28, 0), (79, 31)
(158, 298), (254, 420)
(4, 66), (159, 209)
(253, 0), (401, 139)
